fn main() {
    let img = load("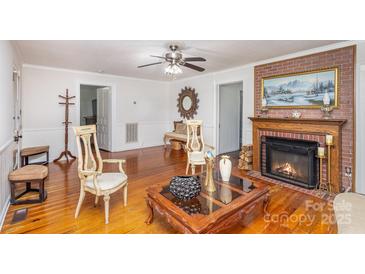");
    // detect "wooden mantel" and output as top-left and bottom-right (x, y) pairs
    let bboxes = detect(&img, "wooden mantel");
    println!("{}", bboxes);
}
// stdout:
(249, 117), (347, 193)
